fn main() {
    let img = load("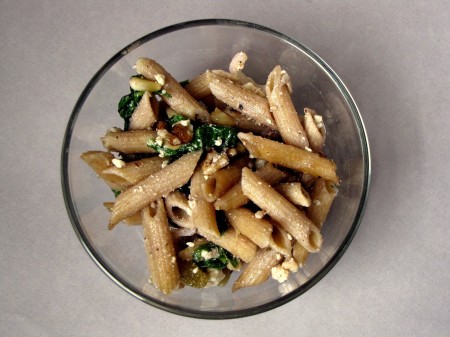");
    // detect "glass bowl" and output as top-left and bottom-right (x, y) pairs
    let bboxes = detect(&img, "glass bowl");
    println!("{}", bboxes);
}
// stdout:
(61, 19), (370, 319)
